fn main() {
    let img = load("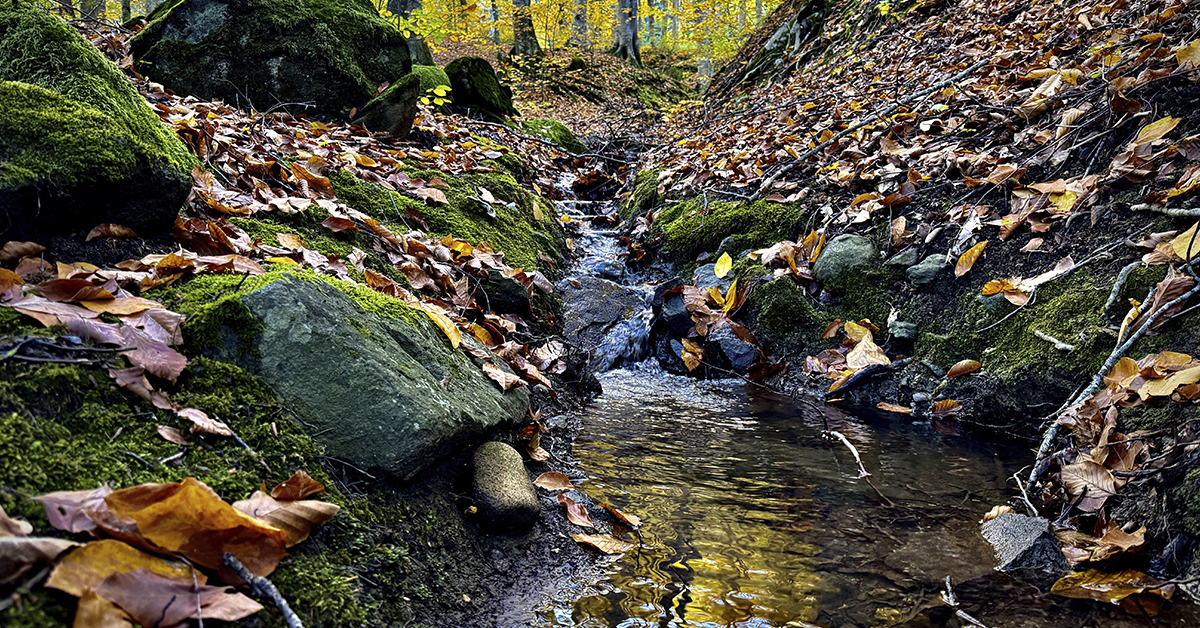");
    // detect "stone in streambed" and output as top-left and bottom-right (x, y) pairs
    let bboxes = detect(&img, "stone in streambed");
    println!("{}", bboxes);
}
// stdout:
(472, 441), (540, 530)
(812, 234), (876, 283)
(980, 513), (1068, 588)
(710, 324), (758, 373)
